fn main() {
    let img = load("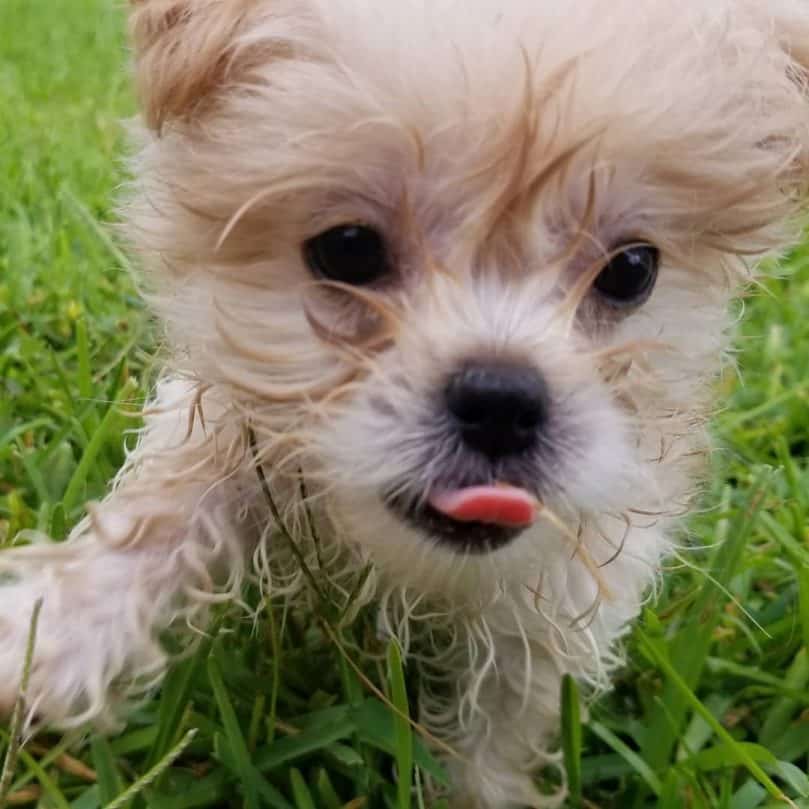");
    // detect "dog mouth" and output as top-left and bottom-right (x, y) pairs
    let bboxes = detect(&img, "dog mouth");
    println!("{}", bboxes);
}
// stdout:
(387, 484), (541, 553)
